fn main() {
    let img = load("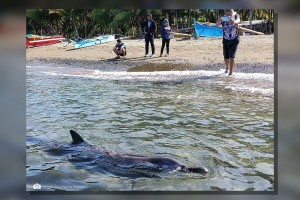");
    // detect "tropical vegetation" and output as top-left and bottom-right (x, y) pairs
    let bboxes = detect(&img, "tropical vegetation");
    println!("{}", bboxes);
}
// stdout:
(26, 9), (275, 39)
